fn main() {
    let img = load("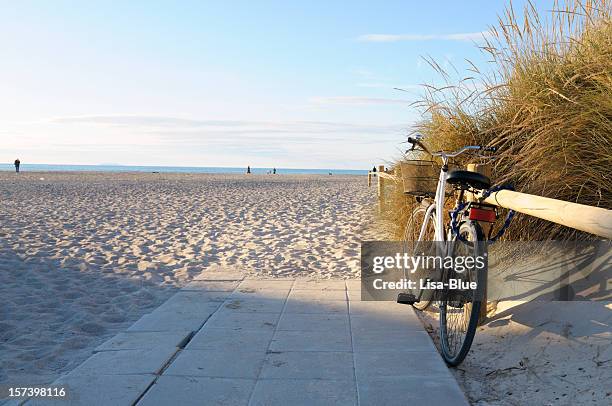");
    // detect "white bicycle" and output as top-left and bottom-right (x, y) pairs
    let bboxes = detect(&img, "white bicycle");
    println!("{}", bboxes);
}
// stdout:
(399, 134), (498, 366)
